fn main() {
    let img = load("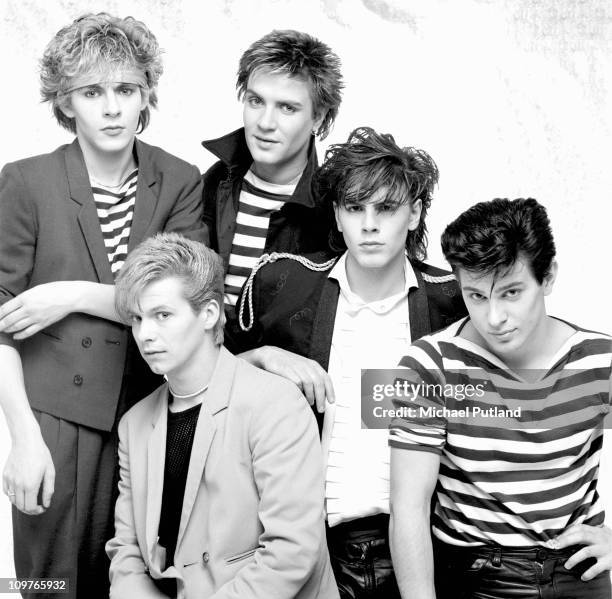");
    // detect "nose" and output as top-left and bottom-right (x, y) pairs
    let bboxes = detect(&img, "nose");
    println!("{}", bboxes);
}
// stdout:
(103, 88), (121, 117)
(361, 206), (379, 232)
(133, 318), (156, 345)
(487, 299), (508, 329)
(257, 105), (276, 131)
